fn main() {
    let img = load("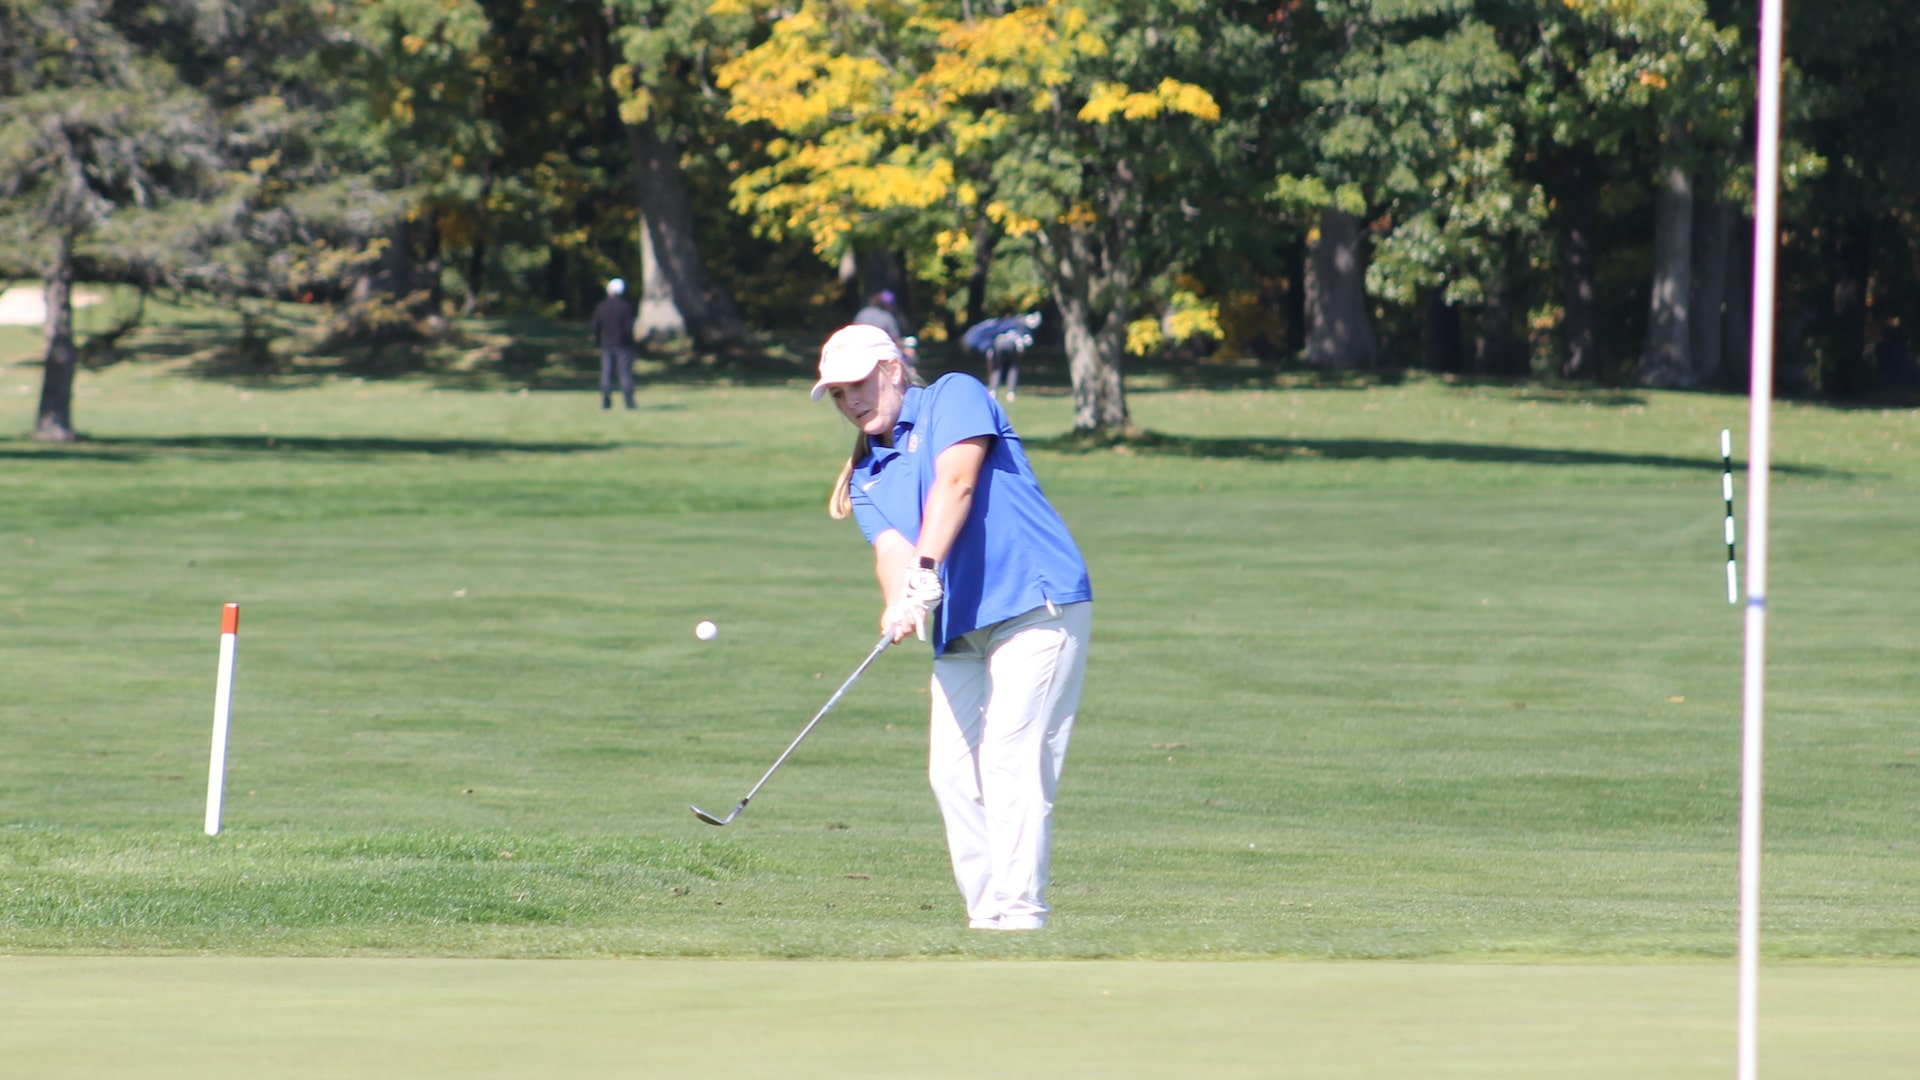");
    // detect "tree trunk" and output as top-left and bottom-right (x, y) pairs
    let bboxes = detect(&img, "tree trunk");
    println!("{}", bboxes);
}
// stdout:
(1690, 197), (1736, 389)
(1724, 211), (1753, 388)
(965, 218), (997, 331)
(1307, 207), (1376, 370)
(382, 214), (414, 301)
(1823, 219), (1873, 395)
(1638, 144), (1693, 387)
(837, 250), (860, 313)
(544, 244), (568, 306)
(637, 212), (686, 340)
(462, 160), (494, 316)
(1474, 241), (1528, 376)
(628, 120), (745, 343)
(1041, 222), (1130, 433)
(462, 232), (489, 317)
(581, 7), (743, 344)
(1422, 286), (1461, 373)
(34, 234), (79, 442)
(1558, 147), (1599, 380)
(1283, 239), (1307, 358)
(863, 248), (908, 320)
